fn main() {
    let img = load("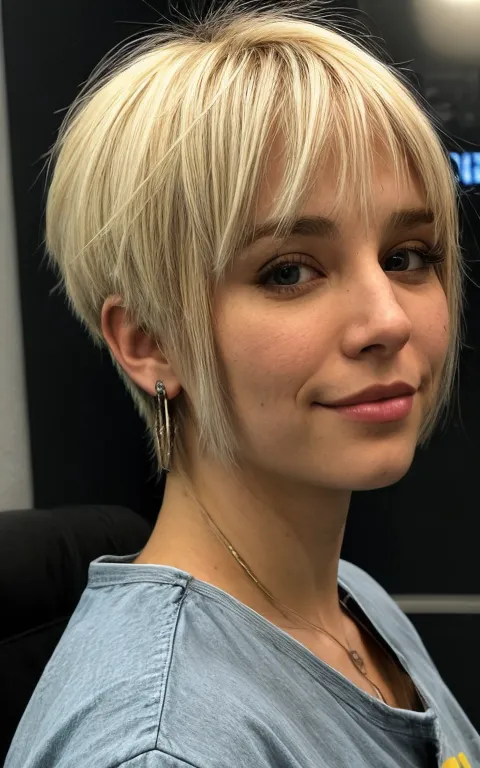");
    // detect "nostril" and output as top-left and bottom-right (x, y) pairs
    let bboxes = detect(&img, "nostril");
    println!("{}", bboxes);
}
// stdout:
(361, 343), (383, 354)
